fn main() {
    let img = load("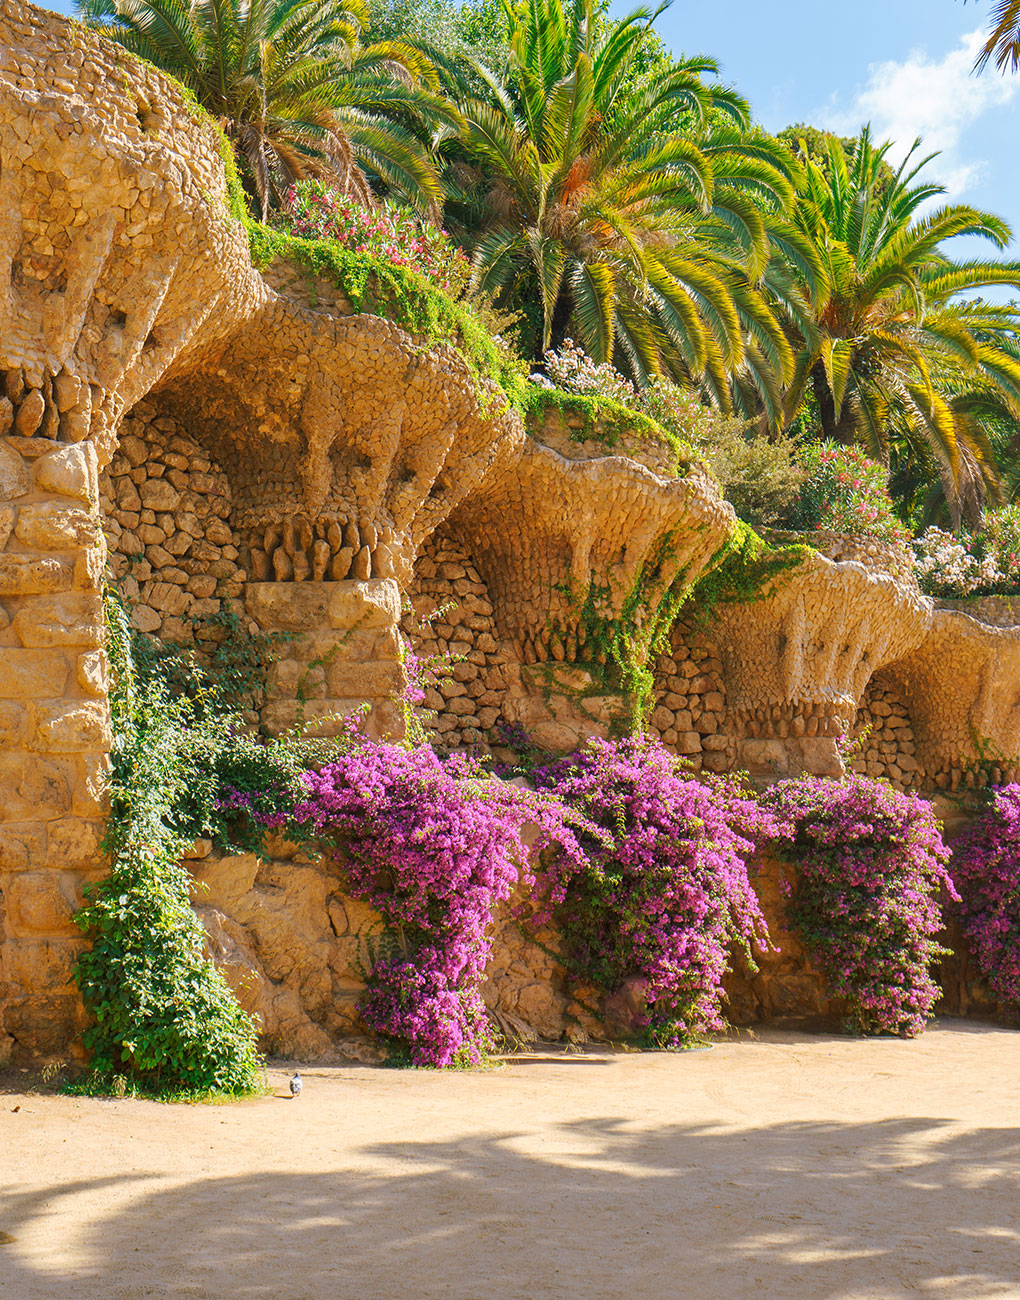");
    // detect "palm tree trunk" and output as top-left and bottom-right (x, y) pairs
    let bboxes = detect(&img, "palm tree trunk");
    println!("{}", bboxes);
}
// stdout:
(811, 363), (857, 445)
